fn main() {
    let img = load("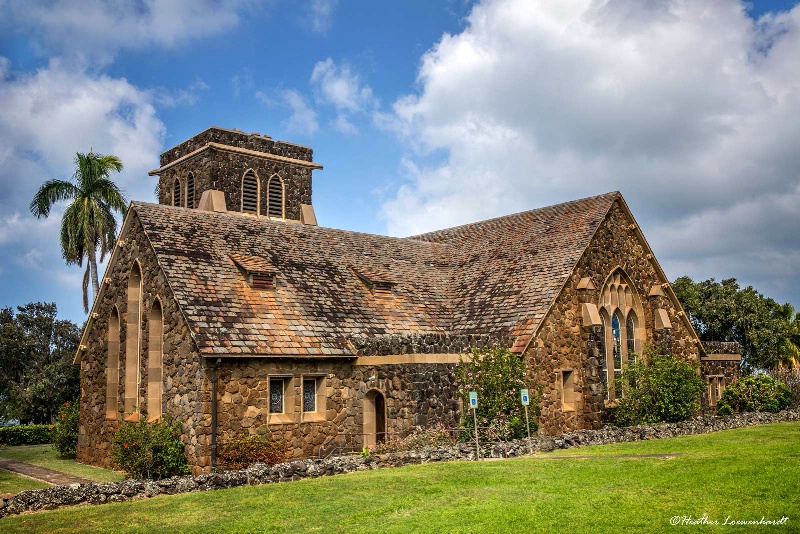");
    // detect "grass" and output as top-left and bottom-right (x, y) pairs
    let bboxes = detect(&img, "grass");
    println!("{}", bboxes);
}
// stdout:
(0, 445), (124, 493)
(0, 470), (49, 494)
(1, 422), (798, 533)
